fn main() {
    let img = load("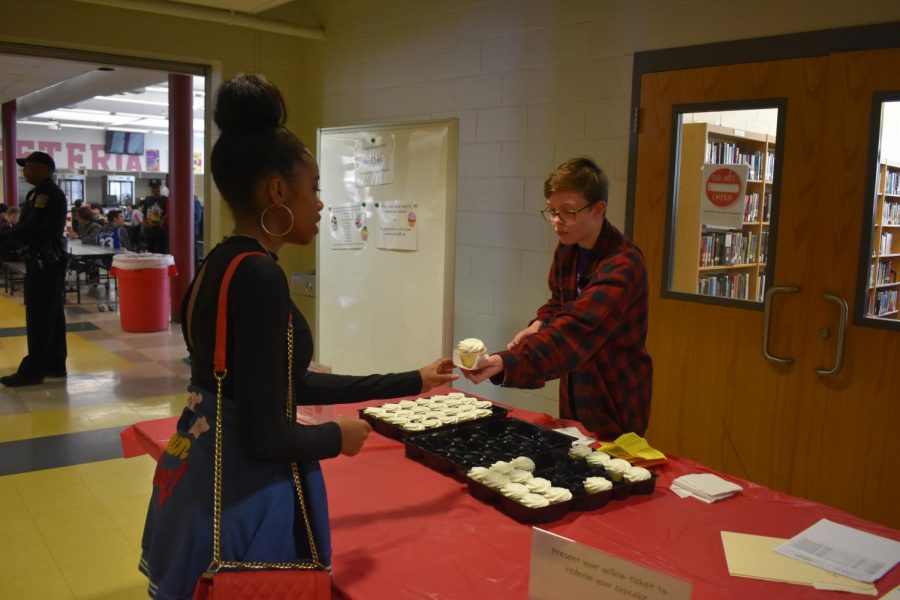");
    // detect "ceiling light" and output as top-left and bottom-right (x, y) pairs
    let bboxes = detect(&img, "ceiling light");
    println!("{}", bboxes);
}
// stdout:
(95, 95), (169, 107)
(59, 123), (108, 130)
